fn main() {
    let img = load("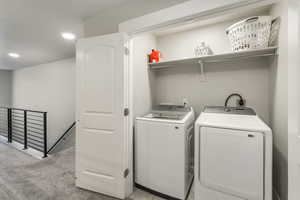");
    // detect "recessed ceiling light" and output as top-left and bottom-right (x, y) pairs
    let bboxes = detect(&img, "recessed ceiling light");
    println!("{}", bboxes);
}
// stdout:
(8, 53), (20, 58)
(61, 32), (76, 41)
